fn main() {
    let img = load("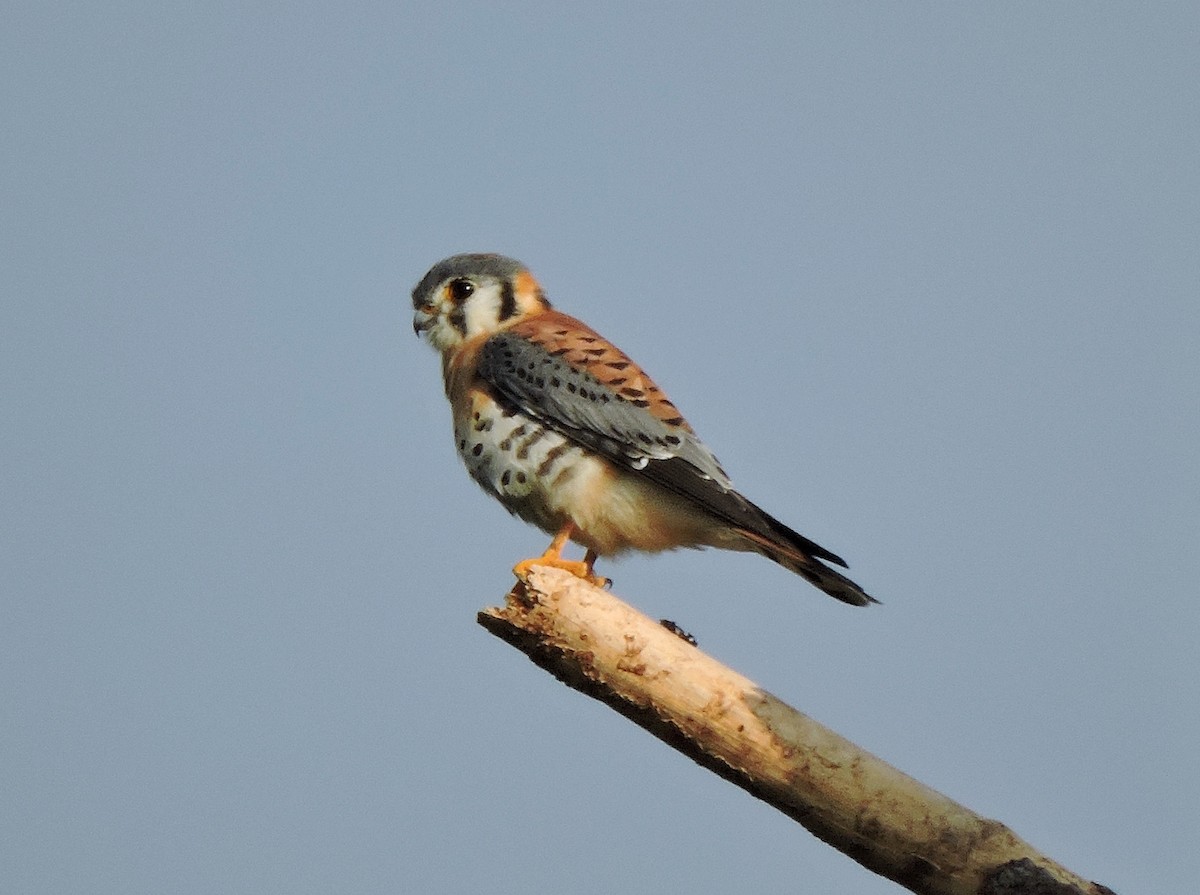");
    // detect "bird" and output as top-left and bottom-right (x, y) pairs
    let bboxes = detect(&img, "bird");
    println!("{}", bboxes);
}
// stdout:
(411, 253), (876, 606)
